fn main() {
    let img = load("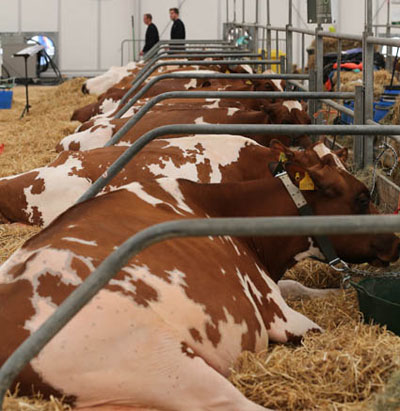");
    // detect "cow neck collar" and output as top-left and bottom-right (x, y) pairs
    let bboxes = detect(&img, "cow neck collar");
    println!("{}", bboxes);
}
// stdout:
(269, 158), (340, 267)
